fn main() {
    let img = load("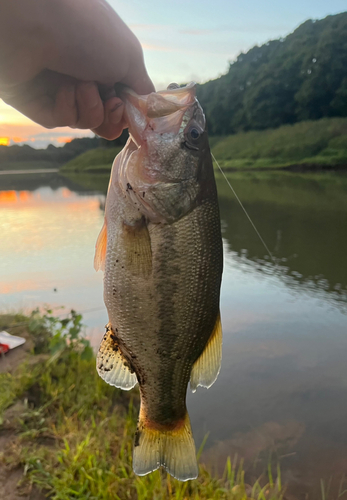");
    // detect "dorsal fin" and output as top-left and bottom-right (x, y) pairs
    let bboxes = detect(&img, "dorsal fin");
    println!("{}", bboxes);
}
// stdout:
(97, 324), (137, 390)
(94, 221), (107, 272)
(190, 312), (222, 393)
